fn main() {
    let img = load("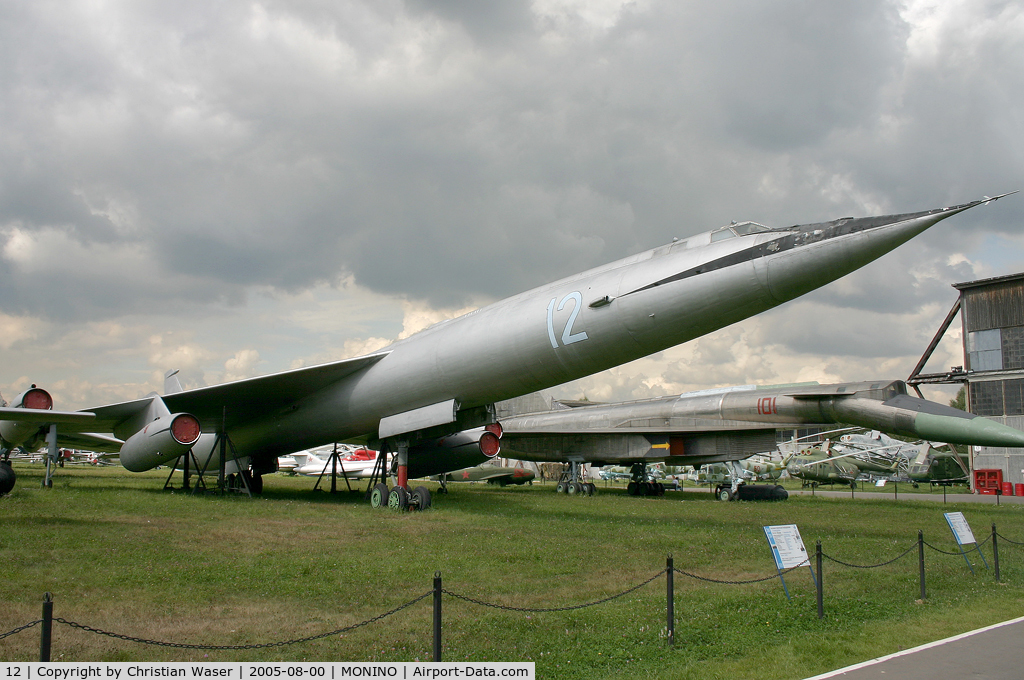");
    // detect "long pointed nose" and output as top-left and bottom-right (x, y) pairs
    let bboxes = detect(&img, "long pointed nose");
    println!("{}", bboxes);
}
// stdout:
(764, 199), (992, 304)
